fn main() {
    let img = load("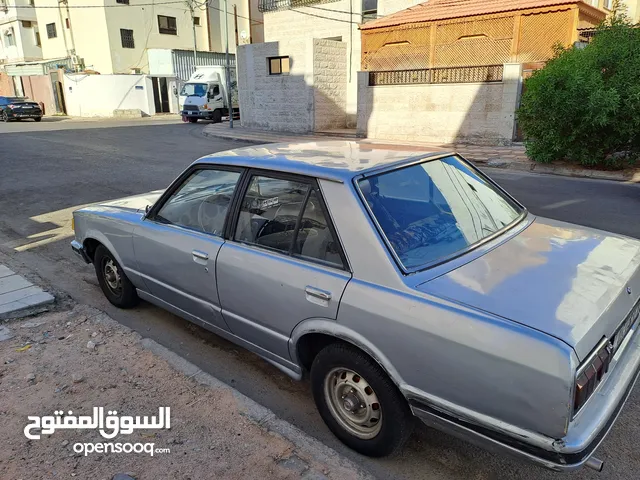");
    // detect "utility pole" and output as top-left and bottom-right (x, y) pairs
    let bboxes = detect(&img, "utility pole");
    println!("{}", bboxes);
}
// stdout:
(188, 0), (198, 70)
(233, 5), (239, 46)
(247, 0), (252, 44)
(224, 0), (233, 128)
